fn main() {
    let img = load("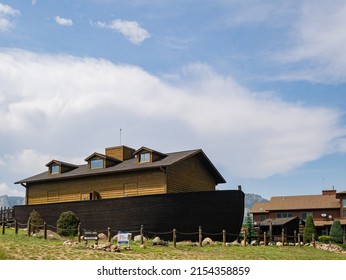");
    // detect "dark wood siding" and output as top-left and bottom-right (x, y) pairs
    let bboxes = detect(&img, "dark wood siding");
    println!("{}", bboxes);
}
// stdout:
(14, 190), (244, 242)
